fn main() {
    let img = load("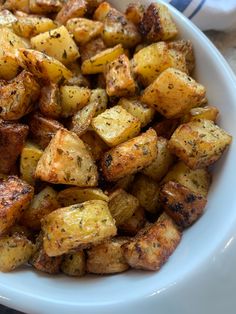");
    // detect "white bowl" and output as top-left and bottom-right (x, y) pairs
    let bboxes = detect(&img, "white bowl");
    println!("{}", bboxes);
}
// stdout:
(2, 1), (236, 314)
